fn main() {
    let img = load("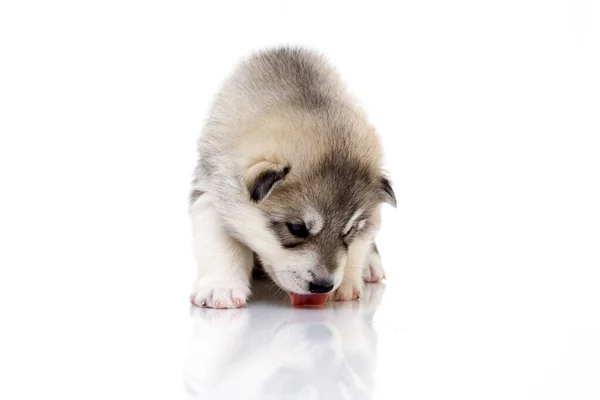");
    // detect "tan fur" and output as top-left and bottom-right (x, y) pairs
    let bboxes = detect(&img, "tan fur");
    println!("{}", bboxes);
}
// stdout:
(190, 47), (393, 307)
